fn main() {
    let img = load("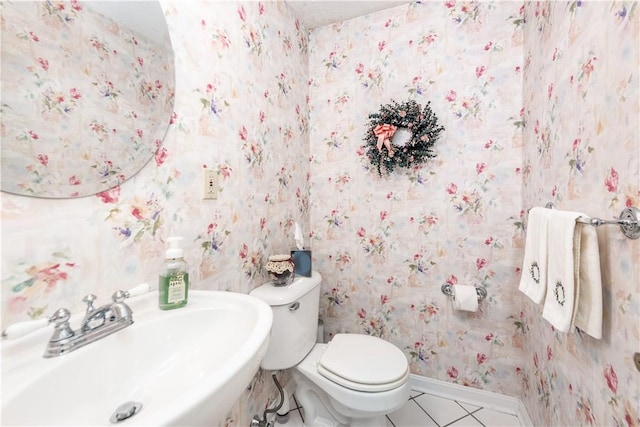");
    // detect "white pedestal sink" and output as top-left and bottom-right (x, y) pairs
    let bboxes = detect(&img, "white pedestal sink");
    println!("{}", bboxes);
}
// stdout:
(1, 290), (273, 426)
